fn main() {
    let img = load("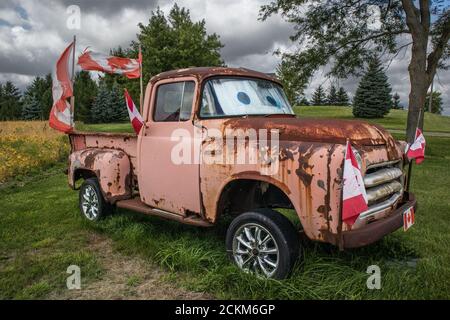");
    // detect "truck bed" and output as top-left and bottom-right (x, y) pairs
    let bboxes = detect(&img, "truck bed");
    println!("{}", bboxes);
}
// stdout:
(69, 130), (138, 175)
